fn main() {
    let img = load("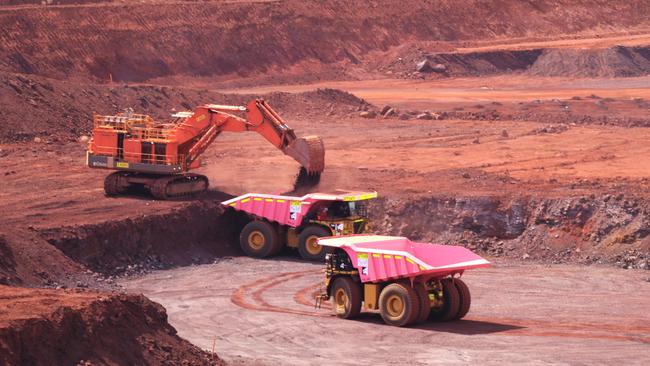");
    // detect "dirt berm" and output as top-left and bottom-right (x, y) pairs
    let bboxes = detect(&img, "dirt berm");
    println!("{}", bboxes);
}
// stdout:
(0, 286), (223, 365)
(2, 1), (650, 82)
(0, 71), (369, 142)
